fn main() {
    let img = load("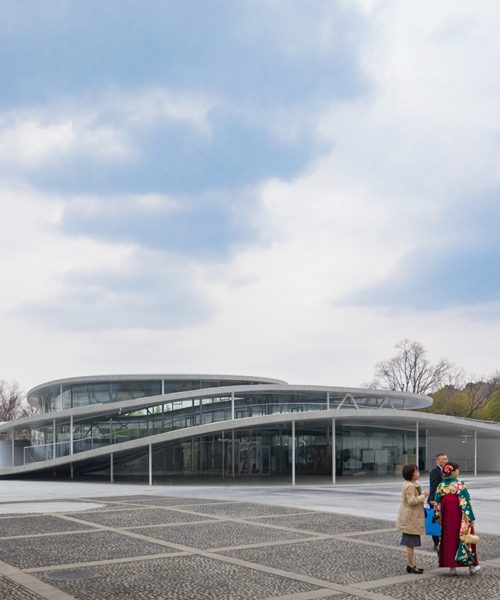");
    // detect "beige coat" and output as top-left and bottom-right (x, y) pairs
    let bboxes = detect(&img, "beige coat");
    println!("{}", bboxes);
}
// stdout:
(396, 480), (426, 535)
